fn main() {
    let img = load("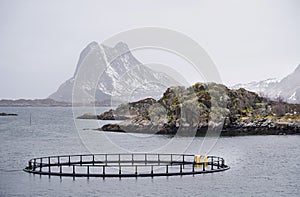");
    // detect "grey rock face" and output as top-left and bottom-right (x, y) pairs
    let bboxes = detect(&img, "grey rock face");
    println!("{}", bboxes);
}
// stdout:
(49, 41), (178, 103)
